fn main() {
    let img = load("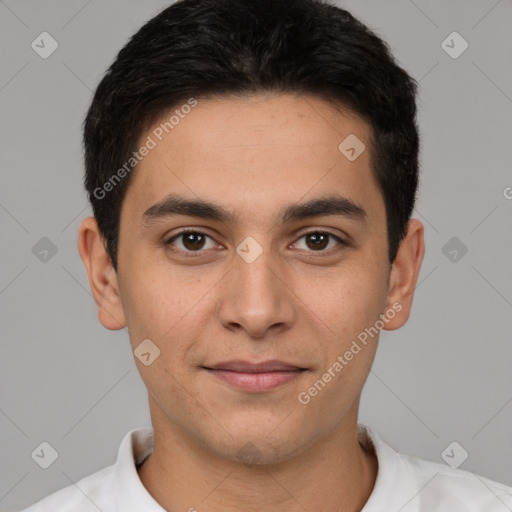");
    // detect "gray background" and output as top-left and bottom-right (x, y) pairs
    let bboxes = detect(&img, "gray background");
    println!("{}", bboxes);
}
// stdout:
(1, 0), (511, 510)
